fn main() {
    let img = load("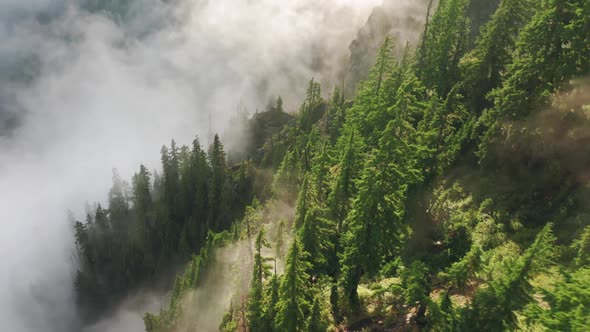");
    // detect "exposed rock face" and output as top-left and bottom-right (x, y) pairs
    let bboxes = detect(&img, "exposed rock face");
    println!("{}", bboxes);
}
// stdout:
(345, 0), (501, 97)
(346, 0), (430, 96)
